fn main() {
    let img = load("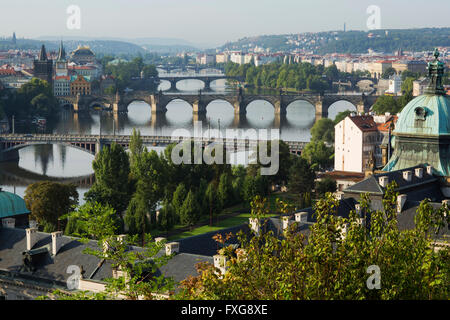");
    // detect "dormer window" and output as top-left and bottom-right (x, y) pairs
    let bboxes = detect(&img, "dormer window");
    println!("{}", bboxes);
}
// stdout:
(414, 107), (427, 121)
